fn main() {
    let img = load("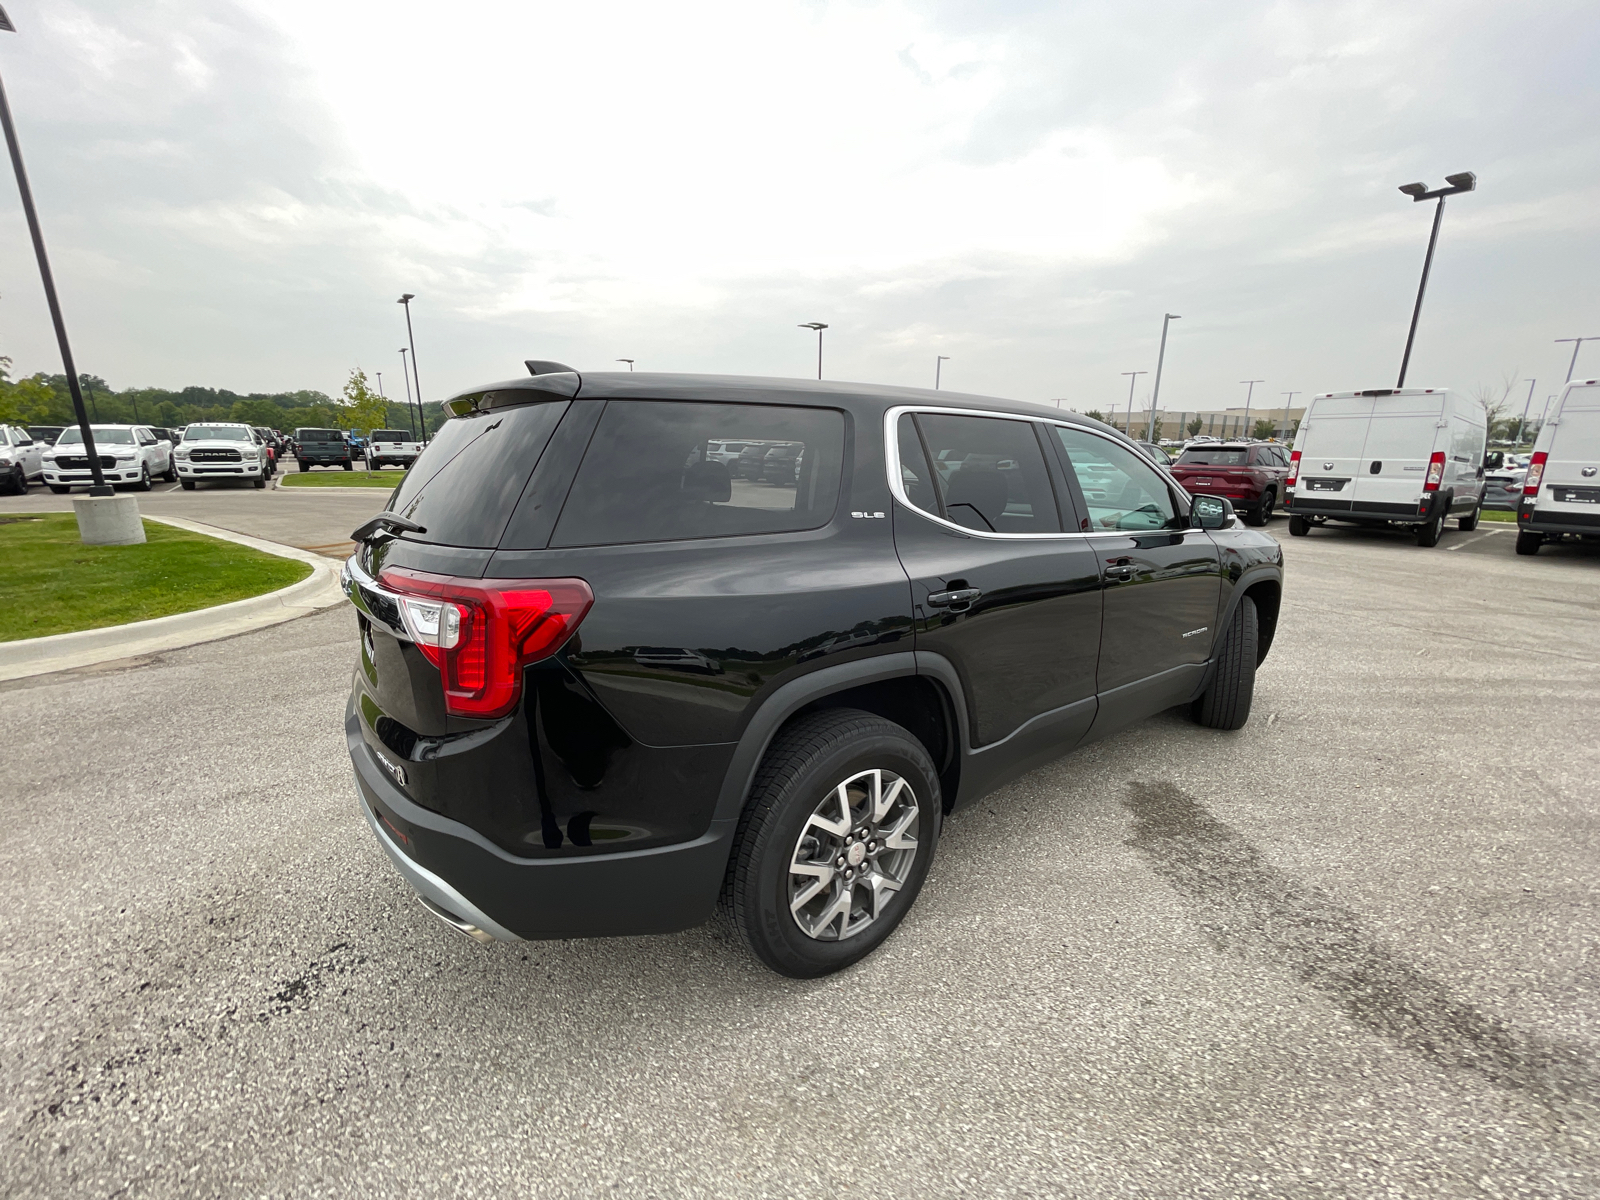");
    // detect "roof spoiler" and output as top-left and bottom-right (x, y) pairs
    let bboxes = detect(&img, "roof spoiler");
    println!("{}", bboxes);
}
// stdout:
(442, 368), (582, 418)
(526, 359), (576, 376)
